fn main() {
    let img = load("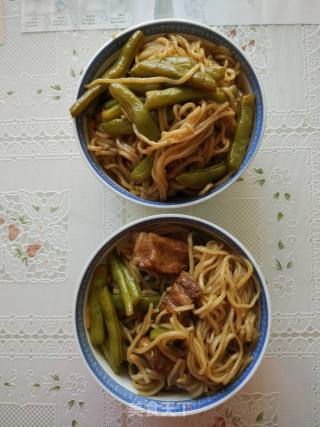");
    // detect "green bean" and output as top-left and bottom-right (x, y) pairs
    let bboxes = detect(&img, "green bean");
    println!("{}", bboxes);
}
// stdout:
(211, 88), (228, 103)
(161, 58), (225, 81)
(230, 85), (239, 98)
(88, 265), (107, 345)
(70, 86), (104, 119)
(109, 253), (133, 316)
(70, 30), (145, 117)
(101, 103), (122, 121)
(152, 56), (225, 84)
(124, 82), (163, 95)
(112, 294), (160, 313)
(146, 87), (210, 109)
(228, 95), (255, 174)
(99, 287), (124, 373)
(130, 152), (155, 184)
(149, 327), (167, 341)
(90, 265), (108, 292)
(101, 96), (145, 121)
(106, 30), (145, 79)
(155, 56), (197, 67)
(211, 86), (239, 103)
(104, 99), (118, 109)
(130, 61), (216, 92)
(151, 56), (225, 82)
(206, 66), (225, 81)
(234, 95), (255, 139)
(111, 294), (125, 312)
(100, 118), (133, 136)
(145, 85), (238, 108)
(122, 268), (142, 306)
(176, 161), (227, 189)
(88, 291), (105, 345)
(113, 253), (142, 306)
(109, 83), (160, 141)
